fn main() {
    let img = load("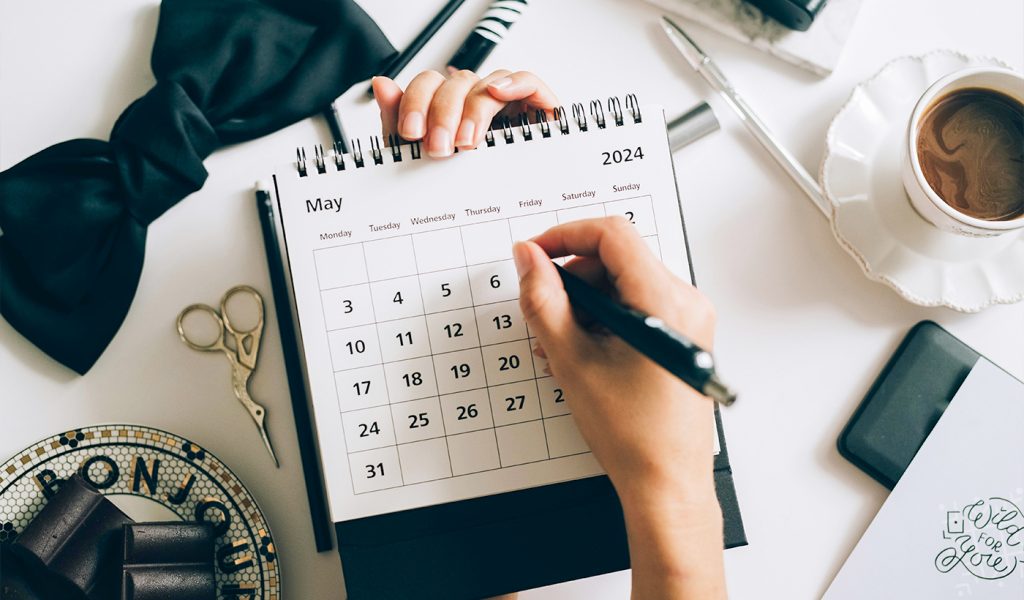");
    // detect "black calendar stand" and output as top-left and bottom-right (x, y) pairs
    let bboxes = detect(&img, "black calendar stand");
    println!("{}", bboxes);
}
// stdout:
(335, 408), (745, 599)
